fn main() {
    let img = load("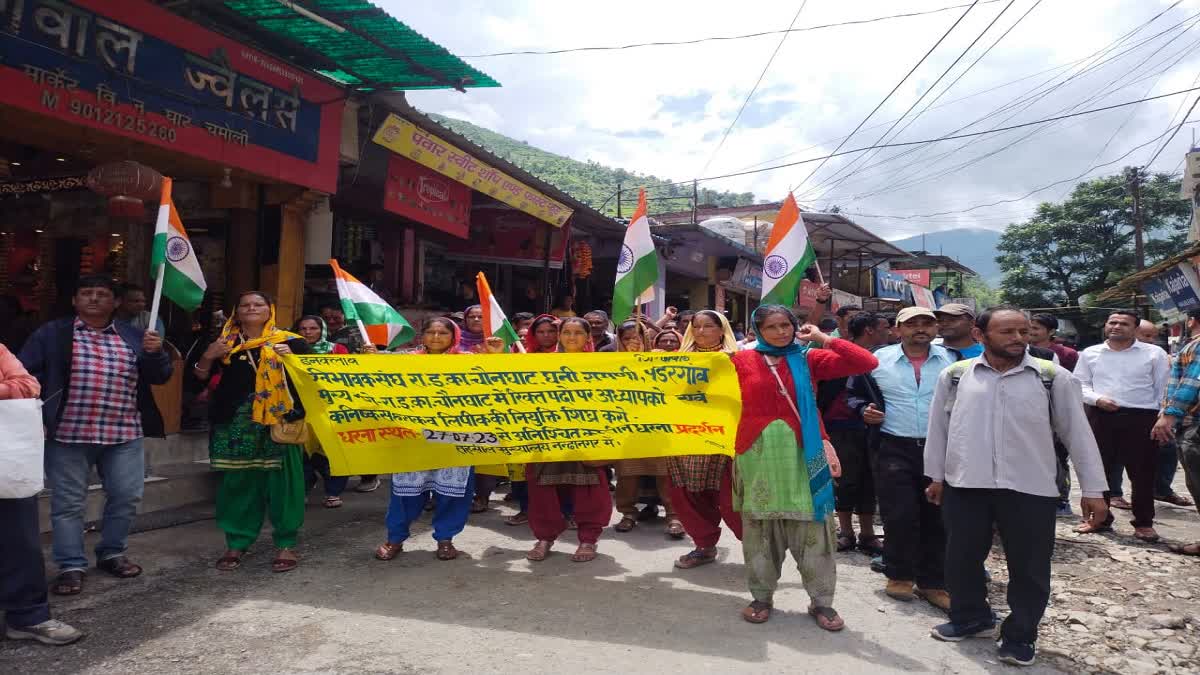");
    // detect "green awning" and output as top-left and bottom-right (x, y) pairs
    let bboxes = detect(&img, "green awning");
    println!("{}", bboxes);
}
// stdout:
(221, 1), (500, 91)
